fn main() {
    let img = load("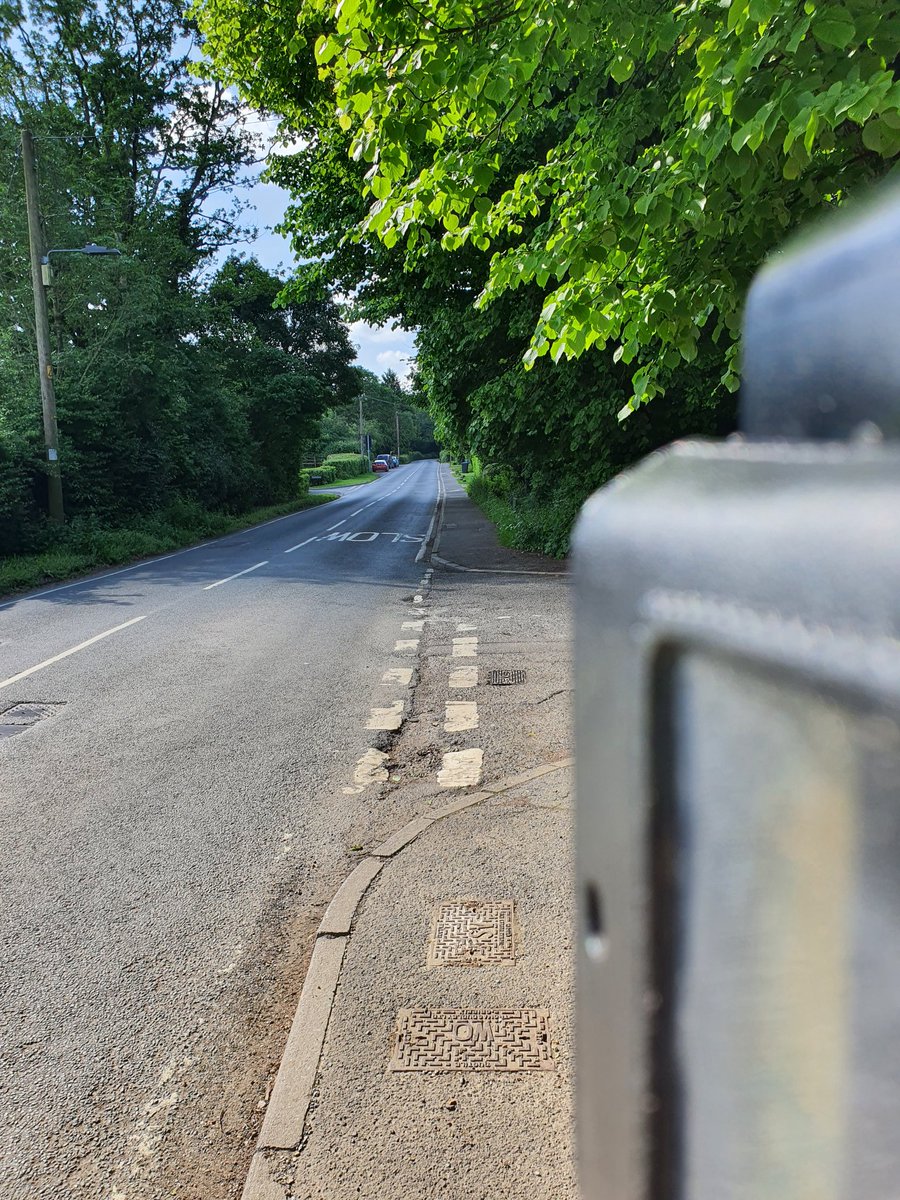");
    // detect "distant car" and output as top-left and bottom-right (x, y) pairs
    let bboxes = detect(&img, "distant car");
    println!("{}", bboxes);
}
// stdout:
(373, 456), (390, 472)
